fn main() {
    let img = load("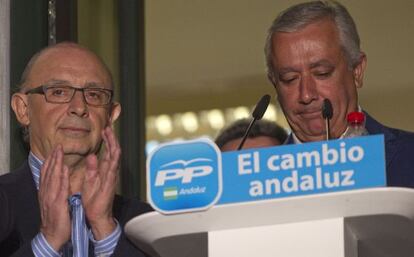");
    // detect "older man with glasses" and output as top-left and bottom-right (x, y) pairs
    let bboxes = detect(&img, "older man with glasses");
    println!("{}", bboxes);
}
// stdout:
(0, 42), (152, 257)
